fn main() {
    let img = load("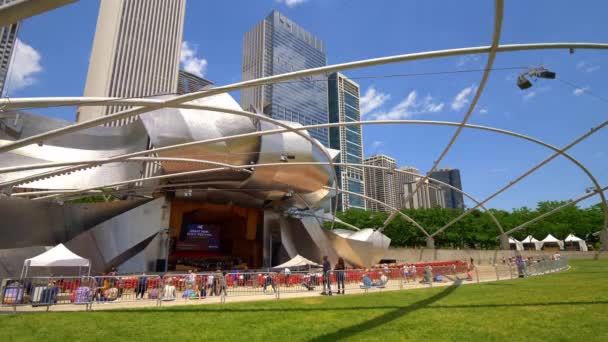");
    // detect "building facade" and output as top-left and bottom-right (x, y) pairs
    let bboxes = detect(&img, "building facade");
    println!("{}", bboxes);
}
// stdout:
(328, 72), (365, 211)
(402, 179), (446, 209)
(77, 0), (185, 124)
(364, 155), (399, 212)
(177, 70), (213, 95)
(0, 22), (18, 95)
(430, 168), (465, 209)
(241, 10), (329, 146)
